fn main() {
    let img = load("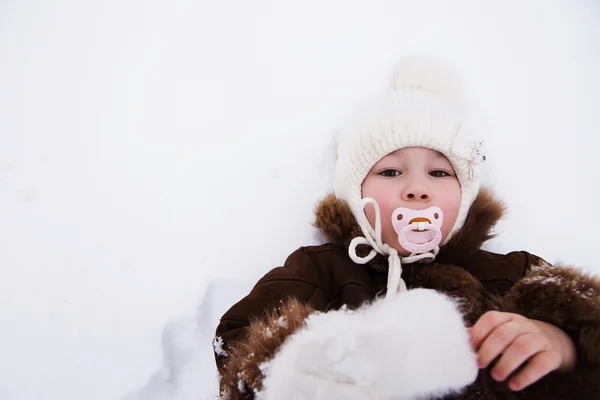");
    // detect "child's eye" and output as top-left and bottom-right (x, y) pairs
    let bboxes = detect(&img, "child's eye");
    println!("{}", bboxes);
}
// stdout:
(429, 170), (451, 177)
(379, 169), (401, 177)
